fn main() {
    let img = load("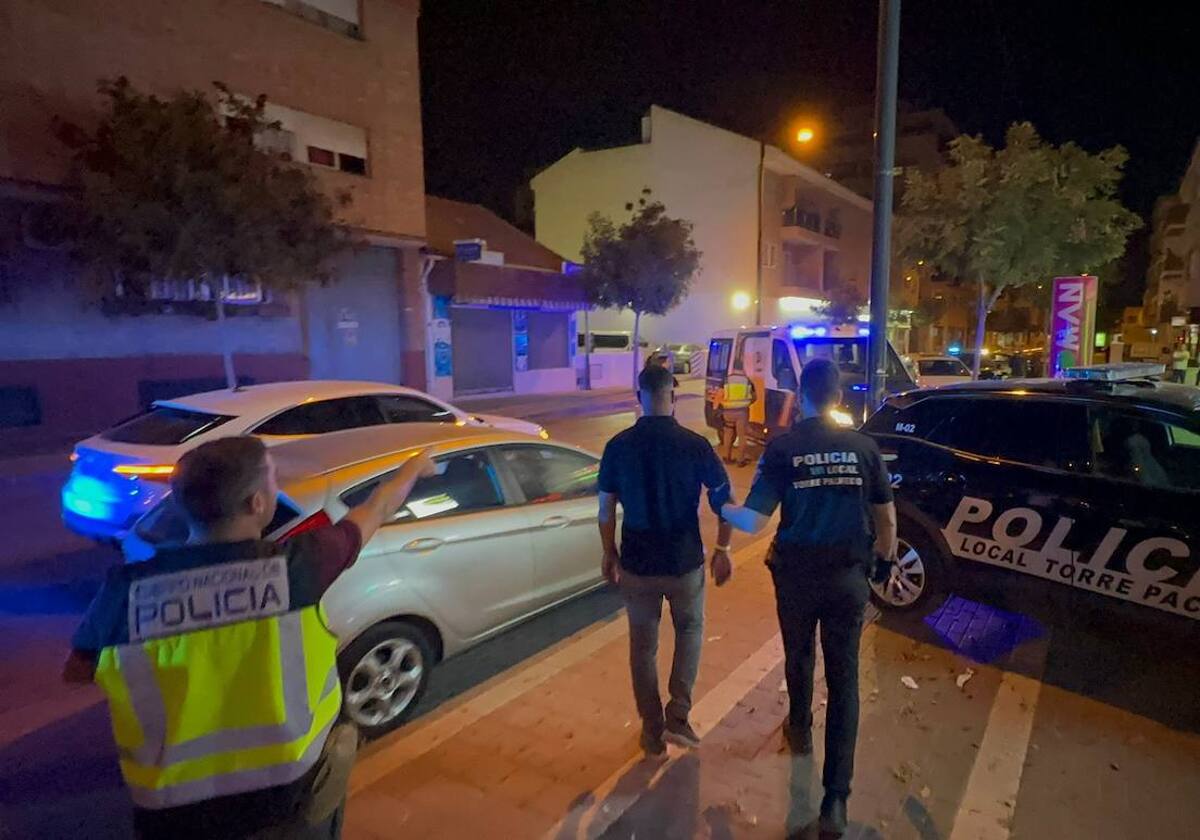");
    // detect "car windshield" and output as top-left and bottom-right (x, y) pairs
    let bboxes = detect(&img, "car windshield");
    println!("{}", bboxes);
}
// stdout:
(918, 359), (970, 376)
(792, 337), (867, 375)
(102, 406), (234, 445)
